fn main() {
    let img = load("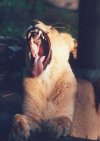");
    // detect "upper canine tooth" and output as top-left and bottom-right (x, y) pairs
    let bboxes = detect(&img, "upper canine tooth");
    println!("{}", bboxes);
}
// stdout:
(38, 30), (42, 36)
(41, 34), (44, 39)
(35, 29), (38, 32)
(28, 33), (31, 39)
